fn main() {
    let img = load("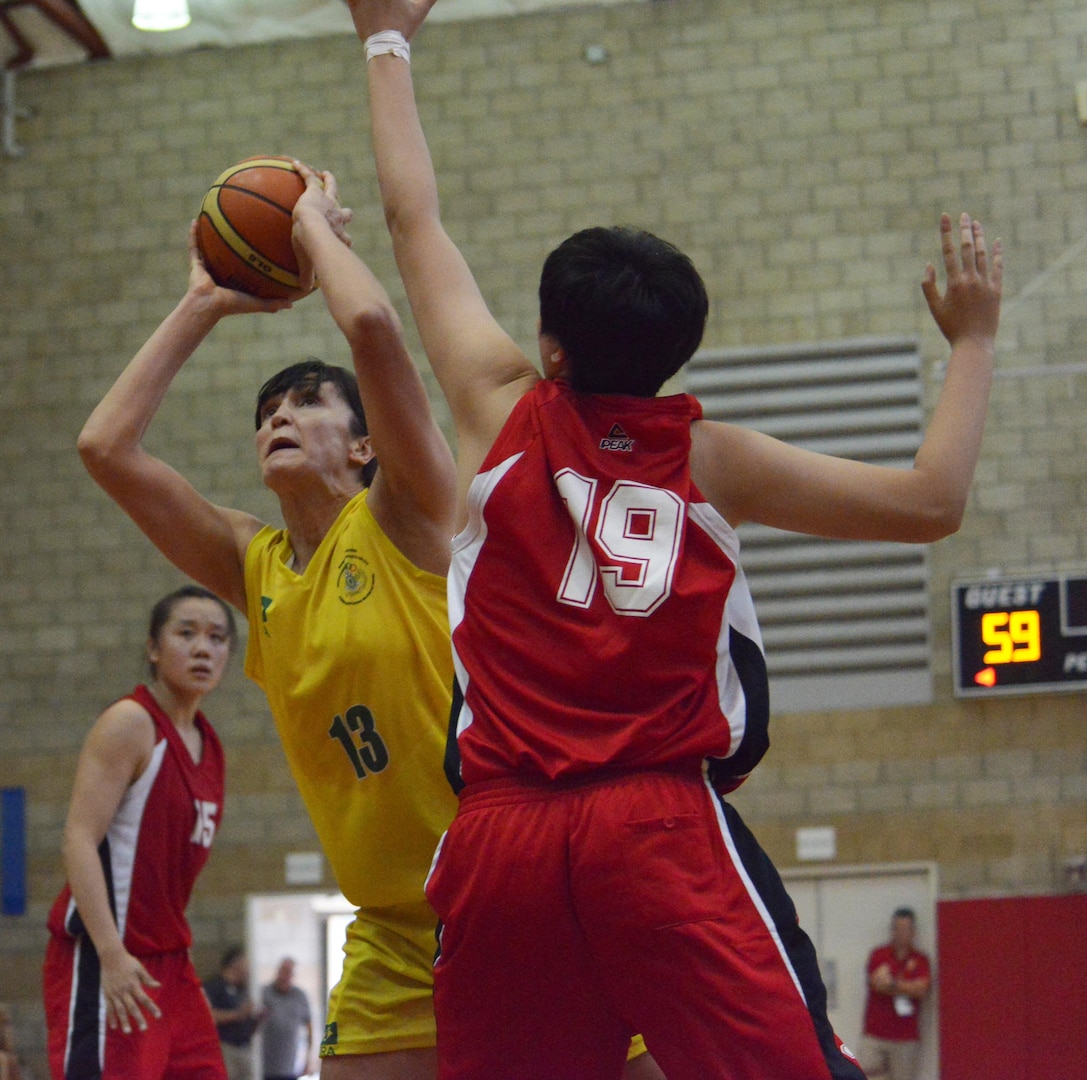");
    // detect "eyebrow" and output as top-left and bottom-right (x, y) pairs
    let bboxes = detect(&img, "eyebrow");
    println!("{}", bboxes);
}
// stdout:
(175, 617), (229, 633)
